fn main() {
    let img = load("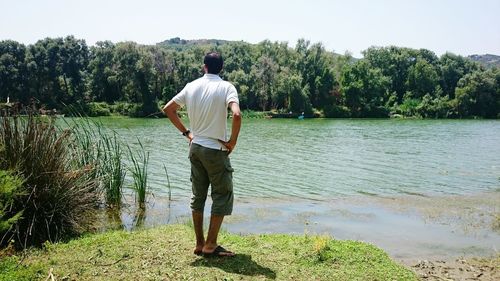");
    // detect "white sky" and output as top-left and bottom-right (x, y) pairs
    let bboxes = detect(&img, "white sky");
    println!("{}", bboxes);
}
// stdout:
(1, 0), (499, 57)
